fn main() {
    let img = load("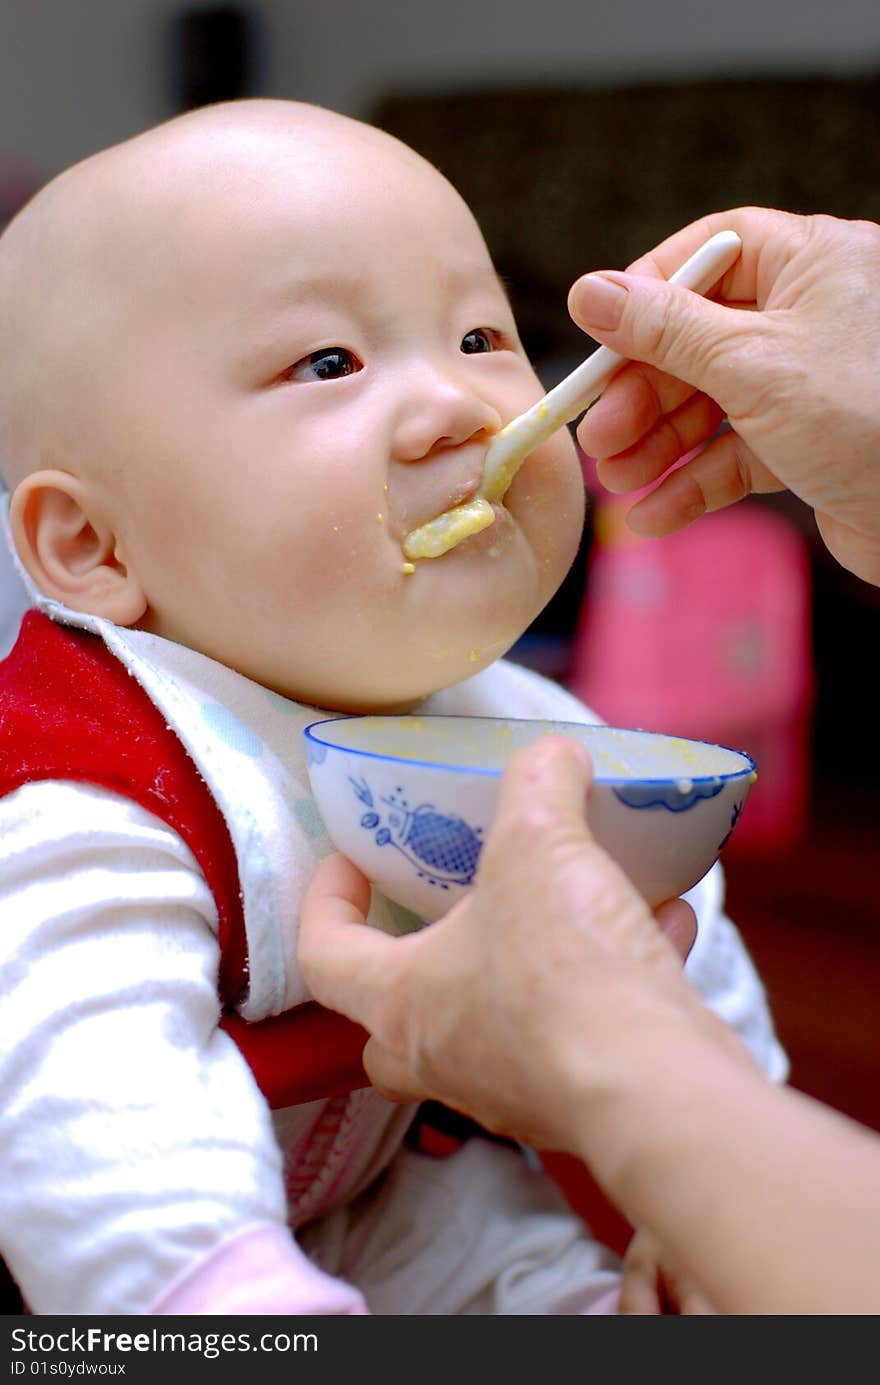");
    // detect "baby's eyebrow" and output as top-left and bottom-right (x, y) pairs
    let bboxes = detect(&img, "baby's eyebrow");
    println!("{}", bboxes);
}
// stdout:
(239, 272), (370, 370)
(241, 263), (515, 373)
(493, 272), (514, 308)
(271, 270), (371, 307)
(438, 264), (513, 305)
(270, 265), (511, 308)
